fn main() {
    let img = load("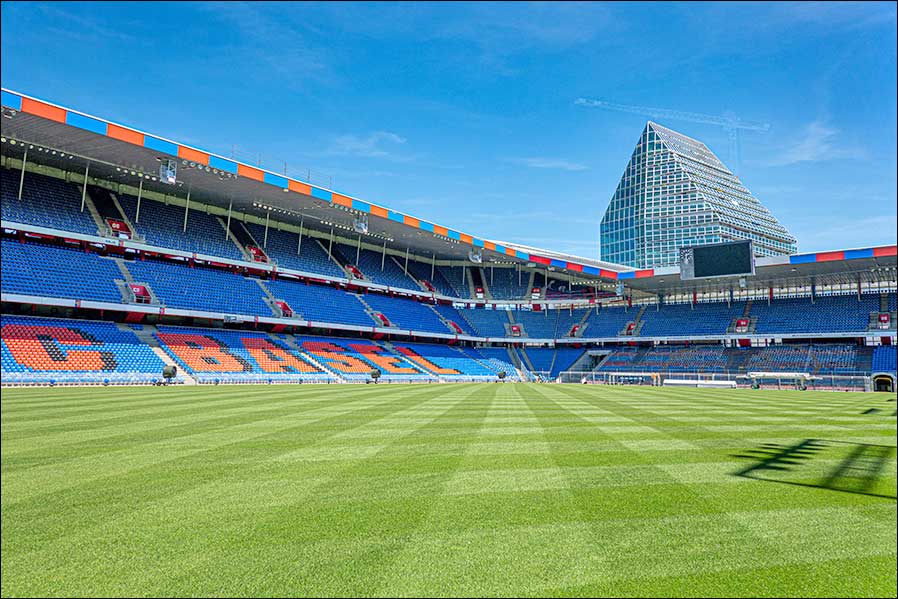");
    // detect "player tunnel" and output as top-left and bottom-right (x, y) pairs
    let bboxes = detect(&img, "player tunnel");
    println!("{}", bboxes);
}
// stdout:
(872, 373), (895, 393)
